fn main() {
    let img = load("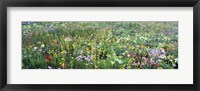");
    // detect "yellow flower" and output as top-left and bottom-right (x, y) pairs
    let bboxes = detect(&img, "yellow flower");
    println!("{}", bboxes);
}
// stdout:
(123, 64), (126, 67)
(48, 51), (51, 54)
(110, 61), (115, 65)
(95, 65), (98, 69)
(61, 50), (66, 54)
(72, 44), (75, 48)
(106, 54), (111, 57)
(61, 63), (67, 69)
(127, 66), (131, 69)
(141, 44), (145, 48)
(118, 45), (122, 48)
(128, 59), (133, 64)
(157, 67), (163, 69)
(53, 53), (58, 57)
(61, 58), (66, 61)
(103, 60), (106, 64)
